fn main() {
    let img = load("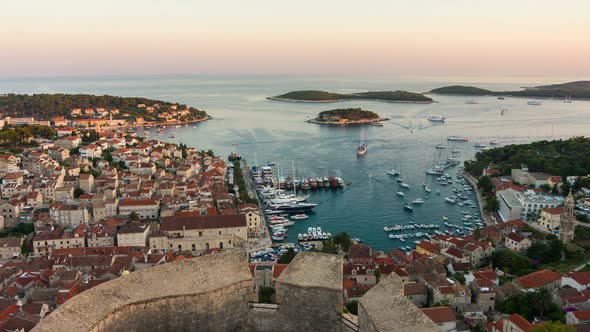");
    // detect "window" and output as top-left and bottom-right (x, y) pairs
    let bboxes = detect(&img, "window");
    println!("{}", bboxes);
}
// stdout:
(199, 231), (202, 237)
(192, 244), (196, 251)
(178, 245), (182, 251)
(219, 242), (223, 249)
(219, 231), (221, 235)
(206, 243), (209, 250)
